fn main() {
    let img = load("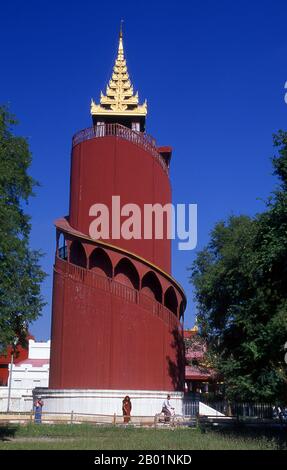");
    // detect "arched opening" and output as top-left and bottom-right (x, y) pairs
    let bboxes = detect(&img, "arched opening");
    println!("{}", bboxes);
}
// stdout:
(89, 248), (113, 277)
(179, 300), (185, 320)
(141, 271), (162, 303)
(164, 286), (178, 316)
(69, 240), (87, 268)
(58, 233), (67, 260)
(114, 258), (139, 289)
